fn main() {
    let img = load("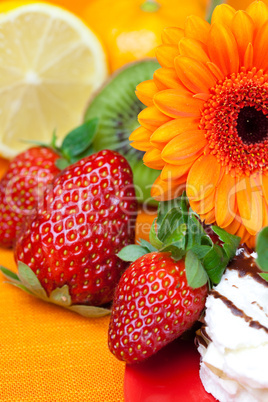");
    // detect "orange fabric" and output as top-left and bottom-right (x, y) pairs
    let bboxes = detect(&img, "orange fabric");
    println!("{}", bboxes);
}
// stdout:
(0, 157), (158, 401)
